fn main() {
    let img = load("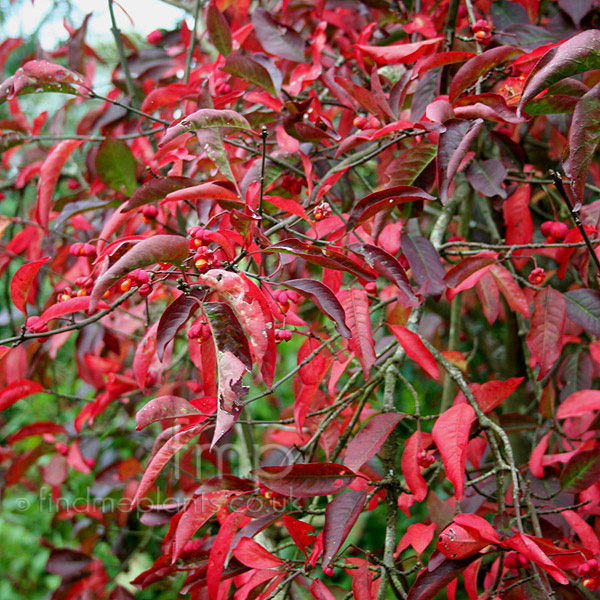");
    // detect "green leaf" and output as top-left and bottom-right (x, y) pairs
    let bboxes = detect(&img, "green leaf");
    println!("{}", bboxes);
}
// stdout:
(560, 448), (600, 493)
(95, 139), (137, 196)
(224, 54), (277, 95)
